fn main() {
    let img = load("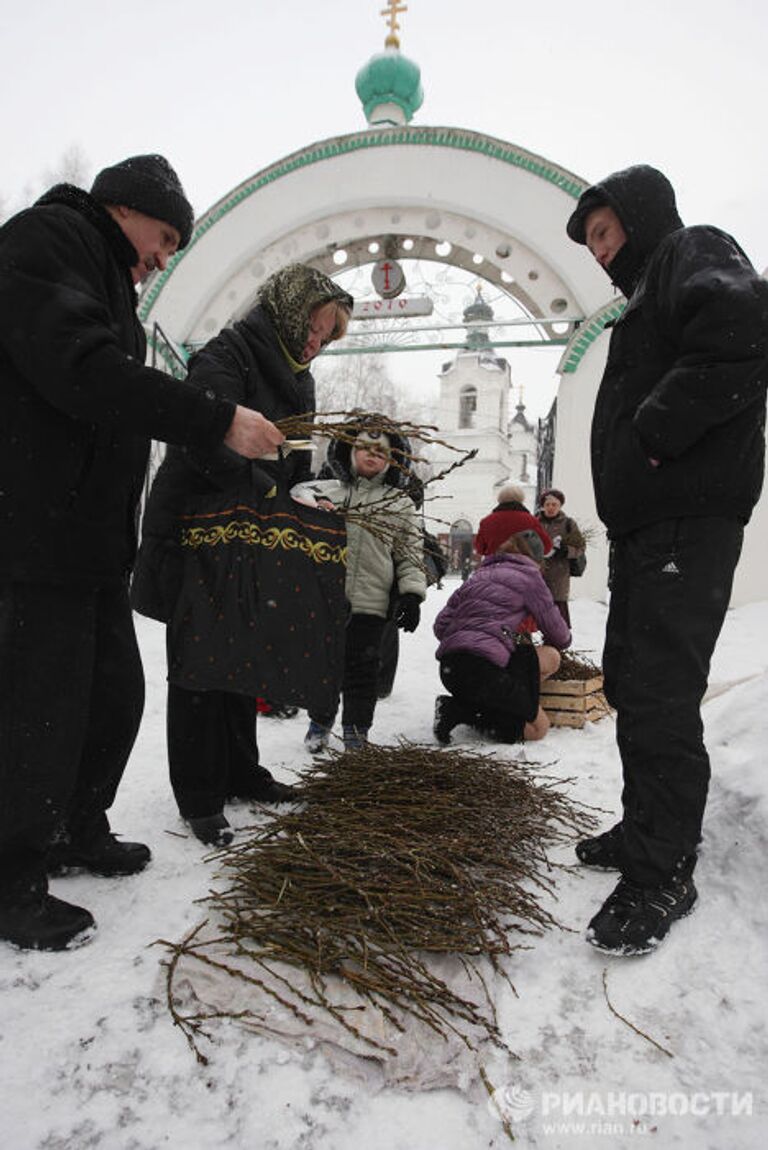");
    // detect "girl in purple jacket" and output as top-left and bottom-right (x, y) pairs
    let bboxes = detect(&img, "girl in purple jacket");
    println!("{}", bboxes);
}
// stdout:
(433, 530), (571, 744)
